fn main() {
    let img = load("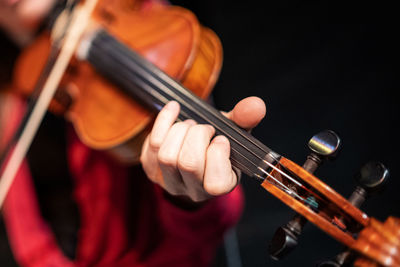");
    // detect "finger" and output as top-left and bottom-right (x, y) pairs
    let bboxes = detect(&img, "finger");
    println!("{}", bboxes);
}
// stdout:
(140, 135), (161, 183)
(141, 101), (180, 185)
(149, 101), (180, 151)
(203, 135), (237, 196)
(157, 120), (195, 195)
(177, 124), (215, 201)
(224, 96), (266, 130)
